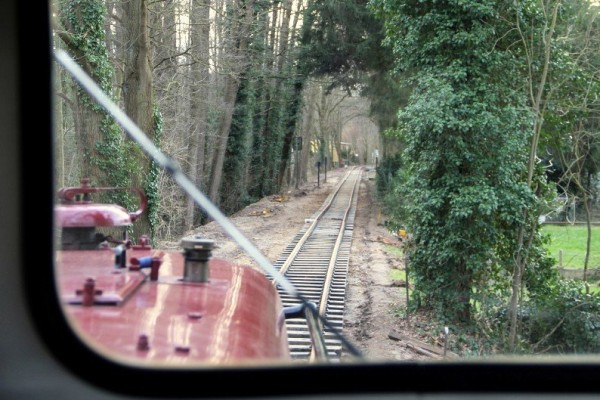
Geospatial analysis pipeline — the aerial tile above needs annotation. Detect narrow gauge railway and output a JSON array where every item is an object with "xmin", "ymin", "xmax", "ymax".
[
  {"xmin": 271, "ymin": 167, "xmax": 362, "ymax": 362},
  {"xmin": 51, "ymin": 50, "xmax": 364, "ymax": 370}
]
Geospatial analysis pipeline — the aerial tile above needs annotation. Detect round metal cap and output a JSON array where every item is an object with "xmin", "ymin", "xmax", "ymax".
[{"xmin": 180, "ymin": 236, "xmax": 214, "ymax": 251}]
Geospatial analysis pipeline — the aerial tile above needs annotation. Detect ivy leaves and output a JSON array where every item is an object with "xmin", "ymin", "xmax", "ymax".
[{"xmin": 371, "ymin": 0, "xmax": 540, "ymax": 323}]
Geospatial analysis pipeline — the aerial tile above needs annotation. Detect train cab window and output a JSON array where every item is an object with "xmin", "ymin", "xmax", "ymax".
[{"xmin": 43, "ymin": 0, "xmax": 600, "ymax": 397}]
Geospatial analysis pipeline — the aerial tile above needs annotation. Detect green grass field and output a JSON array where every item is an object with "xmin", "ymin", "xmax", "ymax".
[
  {"xmin": 385, "ymin": 227, "xmax": 600, "ymax": 270},
  {"xmin": 541, "ymin": 224, "xmax": 600, "ymax": 269},
  {"xmin": 385, "ymin": 228, "xmax": 600, "ymax": 295},
  {"xmin": 541, "ymin": 224, "xmax": 600, "ymax": 294}
]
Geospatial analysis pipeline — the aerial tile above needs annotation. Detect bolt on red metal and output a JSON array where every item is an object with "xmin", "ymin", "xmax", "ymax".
[
  {"xmin": 82, "ymin": 278, "xmax": 95, "ymax": 306},
  {"xmin": 187, "ymin": 312, "xmax": 203, "ymax": 319},
  {"xmin": 137, "ymin": 334, "xmax": 150, "ymax": 351},
  {"xmin": 175, "ymin": 345, "xmax": 190, "ymax": 354}
]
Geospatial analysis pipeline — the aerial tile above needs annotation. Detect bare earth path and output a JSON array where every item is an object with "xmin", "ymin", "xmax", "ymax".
[{"xmin": 162, "ymin": 167, "xmax": 440, "ymax": 362}]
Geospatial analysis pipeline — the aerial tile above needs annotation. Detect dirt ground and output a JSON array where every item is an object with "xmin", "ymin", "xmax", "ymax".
[{"xmin": 165, "ymin": 166, "xmax": 448, "ymax": 363}]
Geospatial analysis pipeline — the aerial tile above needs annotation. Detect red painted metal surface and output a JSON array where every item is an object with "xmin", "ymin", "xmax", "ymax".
[
  {"xmin": 56, "ymin": 249, "xmax": 291, "ymax": 365},
  {"xmin": 55, "ymin": 178, "xmax": 147, "ymax": 227},
  {"xmin": 55, "ymin": 203, "xmax": 135, "ymax": 228},
  {"xmin": 54, "ymin": 178, "xmax": 290, "ymax": 366}
]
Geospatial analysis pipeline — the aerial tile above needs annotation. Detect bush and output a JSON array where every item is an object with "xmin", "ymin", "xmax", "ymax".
[
  {"xmin": 524, "ymin": 280, "xmax": 600, "ymax": 354},
  {"xmin": 375, "ymin": 153, "xmax": 403, "ymax": 203},
  {"xmin": 484, "ymin": 279, "xmax": 600, "ymax": 354}
]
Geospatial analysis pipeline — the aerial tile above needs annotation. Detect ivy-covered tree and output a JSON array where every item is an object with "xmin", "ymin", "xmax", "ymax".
[
  {"xmin": 122, "ymin": 0, "xmax": 160, "ymax": 240},
  {"xmin": 54, "ymin": 0, "xmax": 133, "ymax": 207},
  {"xmin": 370, "ymin": 0, "xmax": 545, "ymax": 324},
  {"xmin": 222, "ymin": 71, "xmax": 258, "ymax": 214}
]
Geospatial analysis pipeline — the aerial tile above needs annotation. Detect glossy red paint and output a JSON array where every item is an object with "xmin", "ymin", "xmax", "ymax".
[
  {"xmin": 55, "ymin": 203, "xmax": 135, "ymax": 228},
  {"xmin": 56, "ymin": 249, "xmax": 291, "ymax": 365},
  {"xmin": 55, "ymin": 178, "xmax": 147, "ymax": 227},
  {"xmin": 54, "ymin": 179, "xmax": 291, "ymax": 367}
]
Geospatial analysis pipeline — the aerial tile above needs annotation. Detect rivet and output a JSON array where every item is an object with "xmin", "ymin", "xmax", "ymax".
[
  {"xmin": 175, "ymin": 345, "xmax": 190, "ymax": 353},
  {"xmin": 188, "ymin": 312, "xmax": 203, "ymax": 319},
  {"xmin": 137, "ymin": 334, "xmax": 150, "ymax": 351},
  {"xmin": 82, "ymin": 278, "xmax": 95, "ymax": 307}
]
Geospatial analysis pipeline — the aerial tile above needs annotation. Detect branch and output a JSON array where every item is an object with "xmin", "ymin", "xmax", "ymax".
[{"xmin": 153, "ymin": 47, "xmax": 192, "ymax": 70}]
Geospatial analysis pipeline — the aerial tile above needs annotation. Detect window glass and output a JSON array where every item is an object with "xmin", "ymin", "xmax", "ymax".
[{"xmin": 52, "ymin": 0, "xmax": 600, "ymax": 371}]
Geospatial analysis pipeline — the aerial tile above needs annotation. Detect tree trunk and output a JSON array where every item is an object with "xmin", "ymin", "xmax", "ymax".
[
  {"xmin": 583, "ymin": 185, "xmax": 592, "ymax": 294},
  {"xmin": 207, "ymin": 0, "xmax": 256, "ymax": 205},
  {"xmin": 75, "ymin": 93, "xmax": 104, "ymax": 182},
  {"xmin": 56, "ymin": 0, "xmax": 117, "ymax": 188},
  {"xmin": 123, "ymin": 0, "xmax": 155, "ymax": 238},
  {"xmin": 508, "ymin": 1, "xmax": 560, "ymax": 351},
  {"xmin": 275, "ymin": 0, "xmax": 298, "ymax": 189},
  {"xmin": 208, "ymin": 76, "xmax": 241, "ymax": 204},
  {"xmin": 54, "ymin": 56, "xmax": 65, "ymax": 189},
  {"xmin": 187, "ymin": 0, "xmax": 211, "ymax": 229}
]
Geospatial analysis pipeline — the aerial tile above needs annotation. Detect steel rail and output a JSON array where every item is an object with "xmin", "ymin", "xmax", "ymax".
[
  {"xmin": 308, "ymin": 168, "xmax": 361, "ymax": 363},
  {"xmin": 276, "ymin": 171, "xmax": 353, "ymax": 277},
  {"xmin": 318, "ymin": 169, "xmax": 360, "ymax": 317},
  {"xmin": 274, "ymin": 168, "xmax": 362, "ymax": 362}
]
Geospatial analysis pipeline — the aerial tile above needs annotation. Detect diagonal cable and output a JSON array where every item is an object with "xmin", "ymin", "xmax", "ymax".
[{"xmin": 53, "ymin": 49, "xmax": 363, "ymax": 359}]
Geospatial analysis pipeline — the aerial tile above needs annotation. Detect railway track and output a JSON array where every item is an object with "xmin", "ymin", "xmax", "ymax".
[{"xmin": 271, "ymin": 167, "xmax": 362, "ymax": 363}]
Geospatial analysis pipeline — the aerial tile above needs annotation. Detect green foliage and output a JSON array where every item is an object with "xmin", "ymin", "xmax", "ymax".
[
  {"xmin": 61, "ymin": 0, "xmax": 113, "ymax": 102},
  {"xmin": 369, "ymin": 0, "xmax": 553, "ymax": 324},
  {"xmin": 375, "ymin": 148, "xmax": 402, "ymax": 205},
  {"xmin": 249, "ymin": 77, "xmax": 269, "ymax": 197},
  {"xmin": 506, "ymin": 280, "xmax": 600, "ymax": 354},
  {"xmin": 93, "ymin": 116, "xmax": 135, "ymax": 207},
  {"xmin": 249, "ymin": 83, "xmax": 286, "ymax": 198},
  {"xmin": 142, "ymin": 105, "xmax": 163, "ymax": 240},
  {"xmin": 300, "ymin": 0, "xmax": 388, "ymax": 90},
  {"xmin": 520, "ymin": 225, "xmax": 561, "ymax": 298},
  {"xmin": 222, "ymin": 0, "xmax": 296, "ymax": 202},
  {"xmin": 362, "ymin": 71, "xmax": 412, "ymax": 131},
  {"xmin": 260, "ymin": 91, "xmax": 287, "ymax": 194},
  {"xmin": 300, "ymin": 0, "xmax": 402, "ymax": 129},
  {"xmin": 61, "ymin": 0, "xmax": 134, "ymax": 208}
]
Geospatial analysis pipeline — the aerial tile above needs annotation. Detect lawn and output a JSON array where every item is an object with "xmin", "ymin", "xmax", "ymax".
[
  {"xmin": 541, "ymin": 224, "xmax": 600, "ymax": 269},
  {"xmin": 386, "ymin": 228, "xmax": 600, "ymax": 270},
  {"xmin": 385, "ymin": 229, "xmax": 600, "ymax": 295}
]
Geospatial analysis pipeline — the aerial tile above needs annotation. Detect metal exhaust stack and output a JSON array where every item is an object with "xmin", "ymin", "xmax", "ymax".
[{"xmin": 181, "ymin": 237, "xmax": 214, "ymax": 283}]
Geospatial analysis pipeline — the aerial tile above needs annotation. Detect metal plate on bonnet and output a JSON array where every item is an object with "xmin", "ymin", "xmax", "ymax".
[{"xmin": 57, "ymin": 249, "xmax": 153, "ymax": 305}]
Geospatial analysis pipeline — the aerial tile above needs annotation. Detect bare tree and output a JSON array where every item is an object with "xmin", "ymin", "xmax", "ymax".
[
  {"xmin": 185, "ymin": 0, "xmax": 212, "ymax": 229},
  {"xmin": 508, "ymin": 0, "xmax": 600, "ymax": 348},
  {"xmin": 207, "ymin": 0, "xmax": 257, "ymax": 205},
  {"xmin": 122, "ymin": 0, "xmax": 157, "ymax": 238}
]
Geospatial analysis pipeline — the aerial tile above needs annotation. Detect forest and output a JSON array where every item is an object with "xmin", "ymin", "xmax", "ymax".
[{"xmin": 52, "ymin": 0, "xmax": 600, "ymax": 355}]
